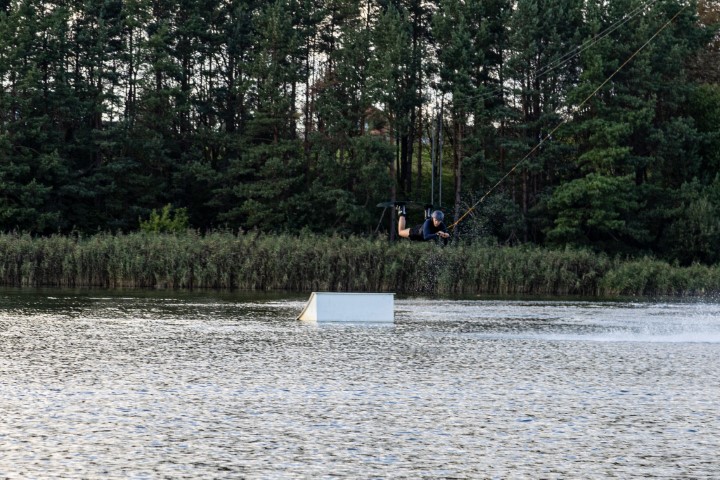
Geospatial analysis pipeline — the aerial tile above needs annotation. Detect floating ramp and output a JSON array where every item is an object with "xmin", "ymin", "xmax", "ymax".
[{"xmin": 297, "ymin": 292, "xmax": 395, "ymax": 323}]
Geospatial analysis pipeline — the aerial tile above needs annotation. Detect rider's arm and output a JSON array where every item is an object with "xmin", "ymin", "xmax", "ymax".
[{"xmin": 422, "ymin": 219, "xmax": 439, "ymax": 240}]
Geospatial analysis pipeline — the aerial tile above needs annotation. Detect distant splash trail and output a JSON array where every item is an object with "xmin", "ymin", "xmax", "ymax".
[
  {"xmin": 397, "ymin": 298, "xmax": 720, "ymax": 344},
  {"xmin": 587, "ymin": 331, "xmax": 720, "ymax": 343}
]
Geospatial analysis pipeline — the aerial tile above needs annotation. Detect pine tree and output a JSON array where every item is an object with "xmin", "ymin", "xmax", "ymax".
[
  {"xmin": 432, "ymin": 0, "xmax": 514, "ymax": 233},
  {"xmin": 547, "ymin": 0, "xmax": 709, "ymax": 254},
  {"xmin": 213, "ymin": 0, "xmax": 306, "ymax": 231},
  {"xmin": 501, "ymin": 0, "xmax": 584, "ymax": 241},
  {"xmin": 303, "ymin": 0, "xmax": 393, "ymax": 233},
  {"xmin": 370, "ymin": 3, "xmax": 422, "ymax": 198},
  {"xmin": 0, "ymin": 1, "xmax": 75, "ymax": 231}
]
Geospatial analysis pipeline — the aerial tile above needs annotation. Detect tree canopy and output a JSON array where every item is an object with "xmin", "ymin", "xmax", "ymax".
[{"xmin": 1, "ymin": 0, "xmax": 719, "ymax": 264}]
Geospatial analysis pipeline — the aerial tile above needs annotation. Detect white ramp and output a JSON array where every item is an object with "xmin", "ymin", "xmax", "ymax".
[{"xmin": 297, "ymin": 292, "xmax": 395, "ymax": 323}]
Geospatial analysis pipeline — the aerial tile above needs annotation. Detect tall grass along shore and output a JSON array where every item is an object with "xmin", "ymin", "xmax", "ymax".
[{"xmin": 1, "ymin": 231, "xmax": 719, "ymax": 297}]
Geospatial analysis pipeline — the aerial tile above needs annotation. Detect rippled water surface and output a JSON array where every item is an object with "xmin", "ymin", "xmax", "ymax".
[{"xmin": 1, "ymin": 289, "xmax": 719, "ymax": 478}]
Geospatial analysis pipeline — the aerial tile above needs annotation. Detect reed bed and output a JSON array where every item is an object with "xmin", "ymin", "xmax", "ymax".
[{"xmin": 1, "ymin": 231, "xmax": 719, "ymax": 297}]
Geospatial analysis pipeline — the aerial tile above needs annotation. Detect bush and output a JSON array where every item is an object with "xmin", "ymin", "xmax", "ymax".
[{"xmin": 139, "ymin": 204, "xmax": 190, "ymax": 234}]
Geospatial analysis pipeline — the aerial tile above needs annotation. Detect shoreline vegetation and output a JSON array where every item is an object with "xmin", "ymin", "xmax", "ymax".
[{"xmin": 1, "ymin": 231, "xmax": 719, "ymax": 298}]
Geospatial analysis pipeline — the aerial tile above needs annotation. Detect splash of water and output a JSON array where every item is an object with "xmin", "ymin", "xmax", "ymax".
[{"xmin": 397, "ymin": 299, "xmax": 720, "ymax": 344}]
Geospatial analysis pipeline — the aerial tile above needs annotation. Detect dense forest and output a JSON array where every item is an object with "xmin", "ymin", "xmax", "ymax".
[{"xmin": 1, "ymin": 0, "xmax": 719, "ymax": 264}]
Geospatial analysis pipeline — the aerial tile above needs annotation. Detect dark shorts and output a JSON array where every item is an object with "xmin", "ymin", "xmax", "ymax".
[{"xmin": 409, "ymin": 226, "xmax": 425, "ymax": 241}]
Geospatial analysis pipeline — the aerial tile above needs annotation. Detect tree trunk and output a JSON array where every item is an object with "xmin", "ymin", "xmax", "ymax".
[
  {"xmin": 416, "ymin": 105, "xmax": 423, "ymax": 195},
  {"xmin": 453, "ymin": 116, "xmax": 463, "ymax": 237}
]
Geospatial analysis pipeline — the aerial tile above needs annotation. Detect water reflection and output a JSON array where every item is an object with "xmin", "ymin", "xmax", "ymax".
[{"xmin": 1, "ymin": 289, "xmax": 719, "ymax": 478}]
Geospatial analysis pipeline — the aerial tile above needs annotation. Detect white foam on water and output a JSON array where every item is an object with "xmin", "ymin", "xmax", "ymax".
[{"xmin": 397, "ymin": 298, "xmax": 720, "ymax": 344}]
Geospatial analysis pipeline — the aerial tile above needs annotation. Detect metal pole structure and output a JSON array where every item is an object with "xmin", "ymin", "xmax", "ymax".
[
  {"xmin": 438, "ymin": 95, "xmax": 444, "ymax": 207},
  {"xmin": 430, "ymin": 101, "xmax": 437, "ymax": 208}
]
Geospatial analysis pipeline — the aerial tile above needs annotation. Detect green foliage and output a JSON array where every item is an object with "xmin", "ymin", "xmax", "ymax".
[
  {"xmin": 660, "ymin": 179, "xmax": 720, "ymax": 265},
  {"xmin": 546, "ymin": 173, "xmax": 648, "ymax": 253},
  {"xmin": 456, "ymin": 193, "xmax": 526, "ymax": 245},
  {"xmin": 687, "ymin": 83, "xmax": 720, "ymax": 182},
  {"xmin": 0, "ymin": 0, "xmax": 718, "ymax": 267},
  {"xmin": 600, "ymin": 257, "xmax": 720, "ymax": 296},
  {"xmin": 139, "ymin": 204, "xmax": 190, "ymax": 234}
]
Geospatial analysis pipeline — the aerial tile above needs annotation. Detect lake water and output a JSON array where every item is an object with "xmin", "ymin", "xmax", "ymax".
[{"xmin": 1, "ymin": 289, "xmax": 719, "ymax": 479}]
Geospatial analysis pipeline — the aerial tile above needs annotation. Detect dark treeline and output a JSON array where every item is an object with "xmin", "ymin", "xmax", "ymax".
[{"xmin": 1, "ymin": 0, "xmax": 720, "ymax": 264}]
